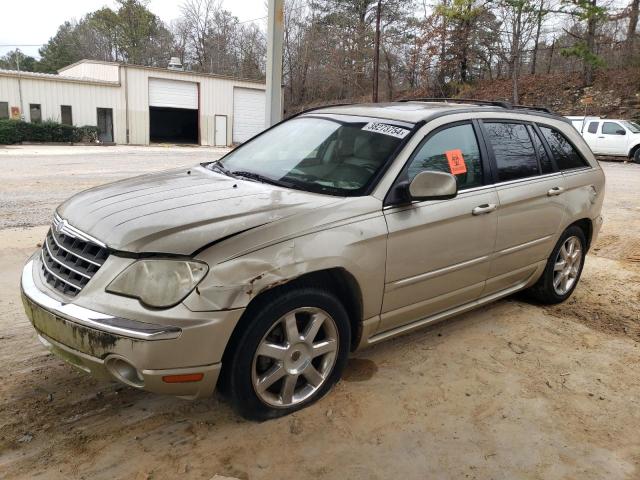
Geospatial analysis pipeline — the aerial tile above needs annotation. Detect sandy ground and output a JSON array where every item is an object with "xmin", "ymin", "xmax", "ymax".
[{"xmin": 0, "ymin": 146, "xmax": 639, "ymax": 479}]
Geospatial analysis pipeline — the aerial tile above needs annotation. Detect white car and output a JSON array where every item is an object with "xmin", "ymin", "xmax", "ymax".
[
  {"xmin": 578, "ymin": 118, "xmax": 640, "ymax": 163},
  {"xmin": 566, "ymin": 116, "xmax": 601, "ymax": 133}
]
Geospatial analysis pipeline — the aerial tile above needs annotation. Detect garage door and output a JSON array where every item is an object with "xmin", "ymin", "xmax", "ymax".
[
  {"xmin": 233, "ymin": 88, "xmax": 266, "ymax": 143},
  {"xmin": 149, "ymin": 78, "xmax": 198, "ymax": 110}
]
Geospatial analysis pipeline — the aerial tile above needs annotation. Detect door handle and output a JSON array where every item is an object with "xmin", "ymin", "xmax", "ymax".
[
  {"xmin": 547, "ymin": 186, "xmax": 565, "ymax": 196},
  {"xmin": 598, "ymin": 136, "xmax": 605, "ymax": 139},
  {"xmin": 472, "ymin": 203, "xmax": 497, "ymax": 215}
]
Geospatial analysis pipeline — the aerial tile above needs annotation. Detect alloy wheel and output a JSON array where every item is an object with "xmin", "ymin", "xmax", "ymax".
[
  {"xmin": 251, "ymin": 307, "xmax": 339, "ymax": 408},
  {"xmin": 553, "ymin": 236, "xmax": 583, "ymax": 295}
]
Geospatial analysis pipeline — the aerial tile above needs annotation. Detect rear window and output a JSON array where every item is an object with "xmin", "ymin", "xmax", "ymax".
[
  {"xmin": 483, "ymin": 122, "xmax": 539, "ymax": 182},
  {"xmin": 530, "ymin": 127, "xmax": 554, "ymax": 174},
  {"xmin": 540, "ymin": 127, "xmax": 589, "ymax": 170}
]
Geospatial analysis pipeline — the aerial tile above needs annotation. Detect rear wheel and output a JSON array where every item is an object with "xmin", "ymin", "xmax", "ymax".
[
  {"xmin": 223, "ymin": 287, "xmax": 351, "ymax": 420},
  {"xmin": 526, "ymin": 226, "xmax": 586, "ymax": 304}
]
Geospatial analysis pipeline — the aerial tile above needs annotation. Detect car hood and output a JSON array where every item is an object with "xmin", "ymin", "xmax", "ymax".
[{"xmin": 57, "ymin": 166, "xmax": 342, "ymax": 255}]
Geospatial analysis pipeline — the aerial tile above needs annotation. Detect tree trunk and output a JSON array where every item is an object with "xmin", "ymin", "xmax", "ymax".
[
  {"xmin": 511, "ymin": 5, "xmax": 523, "ymax": 104},
  {"xmin": 530, "ymin": 0, "xmax": 544, "ymax": 74},
  {"xmin": 547, "ymin": 37, "xmax": 555, "ymax": 74},
  {"xmin": 372, "ymin": 1, "xmax": 382, "ymax": 102},
  {"xmin": 627, "ymin": 0, "xmax": 639, "ymax": 58},
  {"xmin": 584, "ymin": 0, "xmax": 597, "ymax": 86}
]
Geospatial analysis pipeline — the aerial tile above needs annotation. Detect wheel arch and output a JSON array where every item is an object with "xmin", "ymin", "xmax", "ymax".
[
  {"xmin": 220, "ymin": 267, "xmax": 364, "ymax": 382},
  {"xmin": 568, "ymin": 218, "xmax": 593, "ymax": 251}
]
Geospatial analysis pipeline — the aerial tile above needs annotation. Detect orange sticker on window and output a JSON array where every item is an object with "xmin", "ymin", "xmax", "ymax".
[{"xmin": 445, "ymin": 149, "xmax": 467, "ymax": 175}]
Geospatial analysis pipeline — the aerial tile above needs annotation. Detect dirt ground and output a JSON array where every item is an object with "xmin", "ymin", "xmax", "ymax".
[{"xmin": 1, "ymin": 146, "xmax": 639, "ymax": 480}]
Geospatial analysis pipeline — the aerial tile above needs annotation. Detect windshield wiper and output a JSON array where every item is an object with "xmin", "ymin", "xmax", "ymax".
[
  {"xmin": 206, "ymin": 160, "xmax": 233, "ymax": 177},
  {"xmin": 231, "ymin": 170, "xmax": 291, "ymax": 187}
]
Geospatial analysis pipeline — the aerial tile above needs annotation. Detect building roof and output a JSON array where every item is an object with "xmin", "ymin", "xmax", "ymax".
[
  {"xmin": 0, "ymin": 68, "xmax": 120, "ymax": 86},
  {"xmin": 58, "ymin": 59, "xmax": 266, "ymax": 85}
]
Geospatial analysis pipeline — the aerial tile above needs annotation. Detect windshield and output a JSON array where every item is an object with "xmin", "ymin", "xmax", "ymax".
[
  {"xmin": 621, "ymin": 120, "xmax": 640, "ymax": 133},
  {"xmin": 212, "ymin": 116, "xmax": 412, "ymax": 196}
]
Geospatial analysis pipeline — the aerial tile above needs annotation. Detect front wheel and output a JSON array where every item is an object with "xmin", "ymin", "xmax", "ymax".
[
  {"xmin": 633, "ymin": 148, "xmax": 640, "ymax": 164},
  {"xmin": 223, "ymin": 286, "xmax": 351, "ymax": 420},
  {"xmin": 526, "ymin": 226, "xmax": 587, "ymax": 304}
]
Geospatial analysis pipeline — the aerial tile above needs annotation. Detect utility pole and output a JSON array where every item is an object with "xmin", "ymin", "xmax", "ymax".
[
  {"xmin": 265, "ymin": 0, "xmax": 284, "ymax": 126},
  {"xmin": 372, "ymin": 0, "xmax": 382, "ymax": 103},
  {"xmin": 16, "ymin": 49, "xmax": 25, "ymax": 120}
]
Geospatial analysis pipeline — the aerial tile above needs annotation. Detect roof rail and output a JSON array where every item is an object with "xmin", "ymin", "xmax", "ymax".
[{"xmin": 398, "ymin": 97, "xmax": 553, "ymax": 114}]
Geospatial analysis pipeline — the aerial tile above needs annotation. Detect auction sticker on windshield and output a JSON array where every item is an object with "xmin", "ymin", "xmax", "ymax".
[{"xmin": 362, "ymin": 122, "xmax": 410, "ymax": 139}]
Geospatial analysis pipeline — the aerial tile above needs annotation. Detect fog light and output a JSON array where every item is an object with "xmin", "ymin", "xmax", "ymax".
[{"xmin": 105, "ymin": 356, "xmax": 144, "ymax": 387}]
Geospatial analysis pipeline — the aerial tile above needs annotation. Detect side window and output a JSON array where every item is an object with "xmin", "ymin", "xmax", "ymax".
[
  {"xmin": 587, "ymin": 122, "xmax": 599, "ymax": 134},
  {"xmin": 602, "ymin": 122, "xmax": 625, "ymax": 135},
  {"xmin": 540, "ymin": 126, "xmax": 589, "ymax": 170},
  {"xmin": 0, "ymin": 101, "xmax": 8, "ymax": 119},
  {"xmin": 29, "ymin": 104, "xmax": 42, "ymax": 123},
  {"xmin": 483, "ymin": 122, "xmax": 539, "ymax": 182},
  {"xmin": 406, "ymin": 123, "xmax": 483, "ymax": 190},
  {"xmin": 530, "ymin": 127, "xmax": 554, "ymax": 174}
]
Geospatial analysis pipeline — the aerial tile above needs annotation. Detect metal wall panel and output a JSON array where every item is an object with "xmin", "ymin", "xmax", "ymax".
[{"xmin": 0, "ymin": 73, "xmax": 125, "ymax": 143}]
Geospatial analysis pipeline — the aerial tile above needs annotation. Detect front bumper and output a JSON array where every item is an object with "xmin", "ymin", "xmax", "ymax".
[{"xmin": 20, "ymin": 259, "xmax": 242, "ymax": 399}]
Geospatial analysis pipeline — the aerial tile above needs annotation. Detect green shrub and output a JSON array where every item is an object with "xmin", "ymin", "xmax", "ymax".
[{"xmin": 0, "ymin": 119, "xmax": 99, "ymax": 145}]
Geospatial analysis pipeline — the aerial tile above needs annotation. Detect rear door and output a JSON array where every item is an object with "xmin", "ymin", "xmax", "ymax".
[
  {"xmin": 582, "ymin": 120, "xmax": 600, "ymax": 153},
  {"xmin": 480, "ymin": 120, "xmax": 567, "ymax": 296},
  {"xmin": 380, "ymin": 121, "xmax": 498, "ymax": 333}
]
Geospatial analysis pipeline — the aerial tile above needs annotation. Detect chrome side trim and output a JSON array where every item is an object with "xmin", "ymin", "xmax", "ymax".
[
  {"xmin": 53, "ymin": 212, "xmax": 107, "ymax": 248},
  {"xmin": 385, "ymin": 255, "xmax": 490, "ymax": 292},
  {"xmin": 368, "ymin": 278, "xmax": 531, "ymax": 345},
  {"xmin": 495, "ymin": 235, "xmax": 552, "ymax": 257},
  {"xmin": 22, "ymin": 260, "xmax": 181, "ymax": 341}
]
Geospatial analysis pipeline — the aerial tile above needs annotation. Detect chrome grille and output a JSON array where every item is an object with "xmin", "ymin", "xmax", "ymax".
[{"xmin": 40, "ymin": 215, "xmax": 109, "ymax": 296}]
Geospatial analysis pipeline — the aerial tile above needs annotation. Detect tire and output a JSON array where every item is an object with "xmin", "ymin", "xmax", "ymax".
[
  {"xmin": 526, "ymin": 225, "xmax": 587, "ymax": 304},
  {"xmin": 222, "ymin": 286, "xmax": 351, "ymax": 421},
  {"xmin": 633, "ymin": 148, "xmax": 640, "ymax": 164}
]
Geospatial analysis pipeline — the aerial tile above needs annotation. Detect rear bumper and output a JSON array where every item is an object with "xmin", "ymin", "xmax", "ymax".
[{"xmin": 21, "ymin": 259, "xmax": 241, "ymax": 399}]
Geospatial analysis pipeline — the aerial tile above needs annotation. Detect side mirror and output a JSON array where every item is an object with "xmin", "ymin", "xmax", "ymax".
[
  {"xmin": 616, "ymin": 129, "xmax": 626, "ymax": 135},
  {"xmin": 407, "ymin": 170, "xmax": 458, "ymax": 201}
]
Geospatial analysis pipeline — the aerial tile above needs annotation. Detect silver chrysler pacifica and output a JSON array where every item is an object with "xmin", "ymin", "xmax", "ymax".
[{"xmin": 20, "ymin": 100, "xmax": 605, "ymax": 420}]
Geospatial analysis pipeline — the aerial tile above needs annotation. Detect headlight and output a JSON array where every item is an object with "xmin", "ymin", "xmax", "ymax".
[{"xmin": 106, "ymin": 259, "xmax": 208, "ymax": 308}]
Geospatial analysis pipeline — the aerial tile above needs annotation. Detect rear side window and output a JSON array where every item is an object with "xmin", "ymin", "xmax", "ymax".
[
  {"xmin": 483, "ymin": 122, "xmax": 538, "ymax": 182},
  {"xmin": 587, "ymin": 122, "xmax": 599, "ymax": 134},
  {"xmin": 0, "ymin": 101, "xmax": 8, "ymax": 119},
  {"xmin": 530, "ymin": 127, "xmax": 554, "ymax": 174},
  {"xmin": 406, "ymin": 123, "xmax": 483, "ymax": 190},
  {"xmin": 540, "ymin": 127, "xmax": 589, "ymax": 170}
]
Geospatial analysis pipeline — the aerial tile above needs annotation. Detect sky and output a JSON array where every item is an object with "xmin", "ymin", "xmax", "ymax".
[{"xmin": 0, "ymin": 0, "xmax": 267, "ymax": 58}]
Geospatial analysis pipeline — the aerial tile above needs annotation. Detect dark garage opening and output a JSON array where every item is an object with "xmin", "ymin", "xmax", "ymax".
[{"xmin": 149, "ymin": 107, "xmax": 198, "ymax": 144}]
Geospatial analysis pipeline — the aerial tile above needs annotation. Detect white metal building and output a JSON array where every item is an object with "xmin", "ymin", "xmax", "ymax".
[{"xmin": 0, "ymin": 59, "xmax": 268, "ymax": 146}]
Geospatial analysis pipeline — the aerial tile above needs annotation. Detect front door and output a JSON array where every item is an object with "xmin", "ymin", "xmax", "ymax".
[
  {"xmin": 480, "ymin": 121, "xmax": 566, "ymax": 295},
  {"xmin": 380, "ymin": 122, "xmax": 498, "ymax": 334},
  {"xmin": 97, "ymin": 108, "xmax": 114, "ymax": 143},
  {"xmin": 596, "ymin": 121, "xmax": 627, "ymax": 155}
]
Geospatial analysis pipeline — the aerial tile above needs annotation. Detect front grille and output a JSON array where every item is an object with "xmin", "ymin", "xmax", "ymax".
[{"xmin": 40, "ymin": 218, "xmax": 109, "ymax": 296}]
